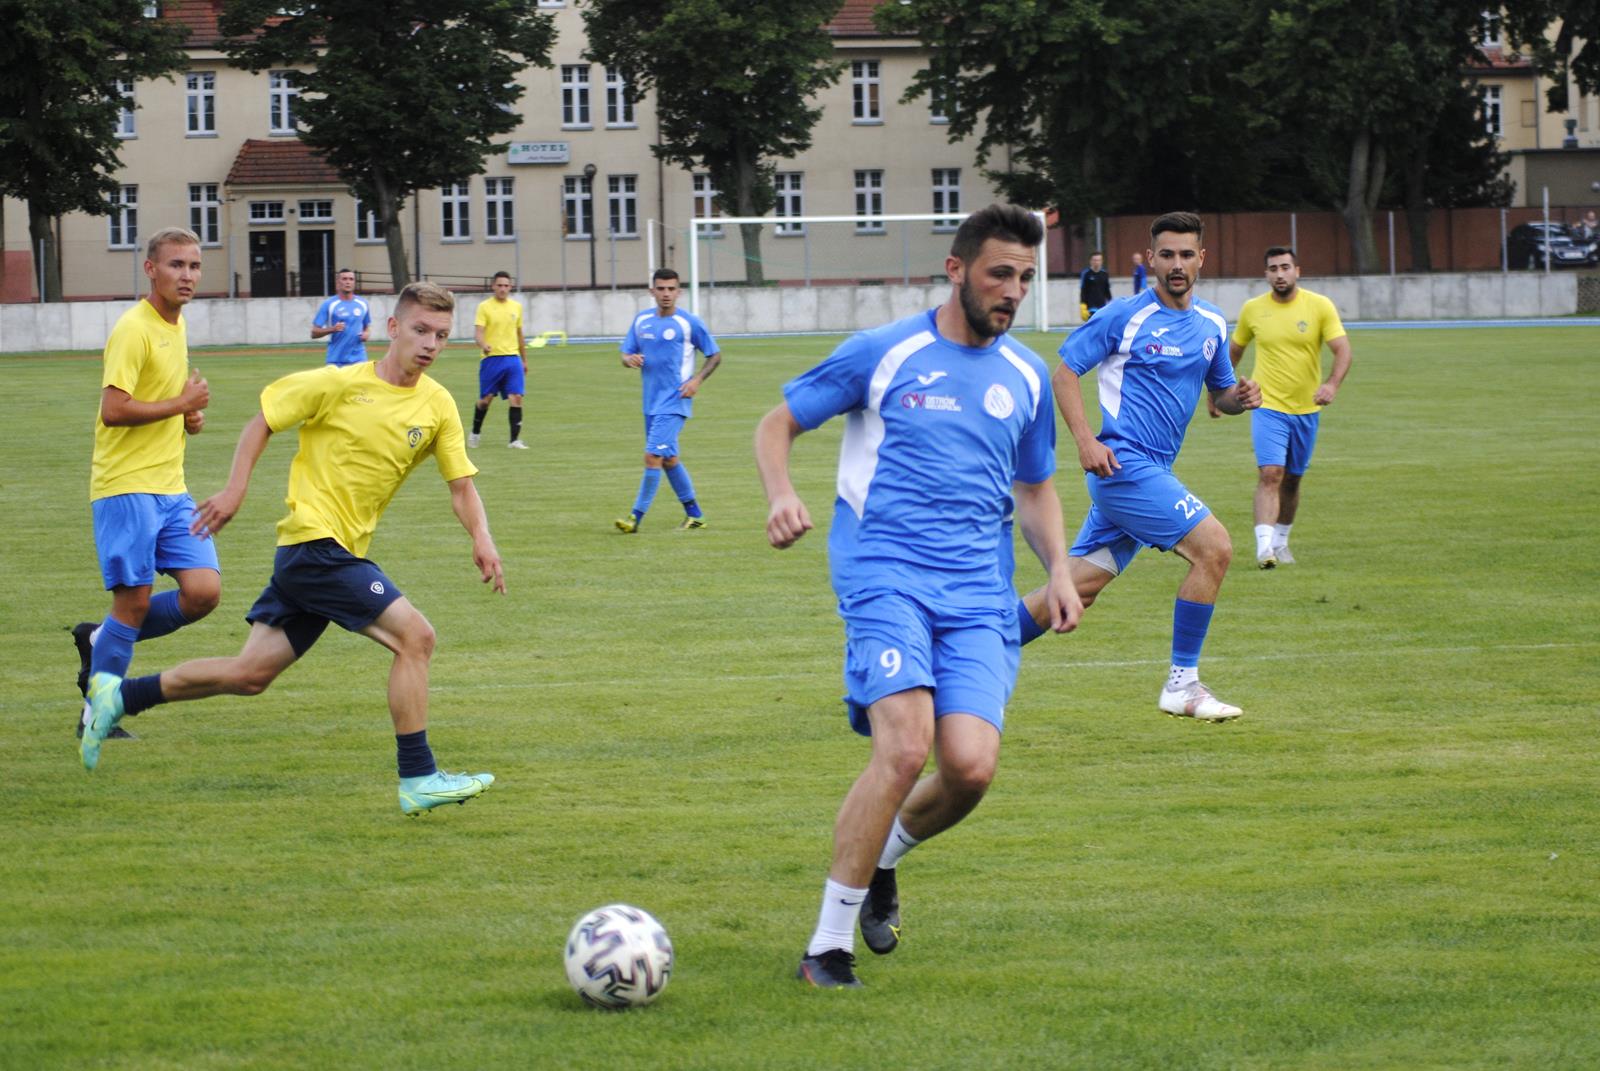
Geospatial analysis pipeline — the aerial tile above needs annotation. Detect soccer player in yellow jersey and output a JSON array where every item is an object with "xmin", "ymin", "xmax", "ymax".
[
  {"xmin": 1224, "ymin": 246, "xmax": 1353, "ymax": 567},
  {"xmin": 80, "ymin": 282, "xmax": 508, "ymax": 817},
  {"xmin": 470, "ymin": 271, "xmax": 528, "ymax": 449},
  {"xmin": 74, "ymin": 227, "xmax": 218, "ymax": 743}
]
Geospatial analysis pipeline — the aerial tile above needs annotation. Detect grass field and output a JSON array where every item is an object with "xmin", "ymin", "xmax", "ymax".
[{"xmin": 3, "ymin": 324, "xmax": 1598, "ymax": 1069}]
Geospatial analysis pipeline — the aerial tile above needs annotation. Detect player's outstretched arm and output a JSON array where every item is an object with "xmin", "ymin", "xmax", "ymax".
[
  {"xmin": 1052, "ymin": 364, "xmax": 1119, "ymax": 476},
  {"xmin": 191, "ymin": 412, "xmax": 273, "ymax": 537},
  {"xmin": 1013, "ymin": 477, "xmax": 1082, "ymax": 634},
  {"xmin": 1210, "ymin": 378, "xmax": 1262, "ymax": 415},
  {"xmin": 754, "ymin": 403, "xmax": 813, "ymax": 549},
  {"xmin": 448, "ymin": 476, "xmax": 506, "ymax": 594}
]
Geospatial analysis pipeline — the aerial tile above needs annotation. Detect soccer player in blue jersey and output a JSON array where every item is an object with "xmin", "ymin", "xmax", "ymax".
[
  {"xmin": 757, "ymin": 204, "xmax": 1081, "ymax": 989},
  {"xmin": 310, "ymin": 269, "xmax": 372, "ymax": 366},
  {"xmin": 614, "ymin": 269, "xmax": 720, "ymax": 532},
  {"xmin": 1018, "ymin": 211, "xmax": 1260, "ymax": 721}
]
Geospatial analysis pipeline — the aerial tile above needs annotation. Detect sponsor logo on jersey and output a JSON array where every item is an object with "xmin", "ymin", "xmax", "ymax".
[
  {"xmin": 1144, "ymin": 343, "xmax": 1184, "ymax": 357},
  {"xmin": 983, "ymin": 384, "xmax": 1015, "ymax": 419},
  {"xmin": 901, "ymin": 391, "xmax": 962, "ymax": 412},
  {"xmin": 916, "ymin": 370, "xmax": 949, "ymax": 386},
  {"xmin": 1152, "ymin": 327, "xmax": 1171, "ymax": 338}
]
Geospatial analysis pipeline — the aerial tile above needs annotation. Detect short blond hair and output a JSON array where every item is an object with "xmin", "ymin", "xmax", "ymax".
[
  {"xmin": 394, "ymin": 280, "xmax": 456, "ymax": 318},
  {"xmin": 145, "ymin": 227, "xmax": 201, "ymax": 261}
]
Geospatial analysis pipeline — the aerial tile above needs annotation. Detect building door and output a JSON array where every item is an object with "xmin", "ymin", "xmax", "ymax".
[
  {"xmin": 250, "ymin": 232, "xmax": 287, "ymax": 297},
  {"xmin": 299, "ymin": 229, "xmax": 334, "ymax": 297}
]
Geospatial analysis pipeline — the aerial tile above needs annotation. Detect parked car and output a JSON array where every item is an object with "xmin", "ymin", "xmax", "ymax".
[{"xmin": 1507, "ymin": 222, "xmax": 1599, "ymax": 269}]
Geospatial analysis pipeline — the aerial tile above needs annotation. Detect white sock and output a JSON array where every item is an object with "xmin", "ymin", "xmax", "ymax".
[
  {"xmin": 79, "ymin": 699, "xmax": 92, "ymax": 728},
  {"xmin": 806, "ymin": 878, "xmax": 866, "ymax": 957},
  {"xmin": 877, "ymin": 817, "xmax": 922, "ymax": 870},
  {"xmin": 1167, "ymin": 664, "xmax": 1198, "ymax": 690},
  {"xmin": 90, "ymin": 624, "xmax": 103, "ymax": 647},
  {"xmin": 1273, "ymin": 523, "xmax": 1292, "ymax": 549},
  {"xmin": 1254, "ymin": 524, "xmax": 1274, "ymax": 556}
]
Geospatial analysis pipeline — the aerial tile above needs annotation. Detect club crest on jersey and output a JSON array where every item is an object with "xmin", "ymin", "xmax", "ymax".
[
  {"xmin": 983, "ymin": 384, "xmax": 1015, "ymax": 420},
  {"xmin": 1203, "ymin": 337, "xmax": 1218, "ymax": 358},
  {"xmin": 1297, "ymin": 320, "xmax": 1309, "ymax": 333},
  {"xmin": 663, "ymin": 327, "xmax": 677, "ymax": 341},
  {"xmin": 407, "ymin": 426, "xmax": 422, "ymax": 447}
]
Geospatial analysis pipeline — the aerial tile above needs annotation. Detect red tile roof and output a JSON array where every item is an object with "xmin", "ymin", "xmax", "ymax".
[
  {"xmin": 226, "ymin": 139, "xmax": 342, "ymax": 186},
  {"xmin": 828, "ymin": 0, "xmax": 907, "ymax": 38},
  {"xmin": 163, "ymin": 0, "xmax": 226, "ymax": 48}
]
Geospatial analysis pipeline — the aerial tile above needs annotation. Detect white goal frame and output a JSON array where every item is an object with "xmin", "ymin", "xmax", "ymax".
[{"xmin": 685, "ymin": 211, "xmax": 1050, "ymax": 332}]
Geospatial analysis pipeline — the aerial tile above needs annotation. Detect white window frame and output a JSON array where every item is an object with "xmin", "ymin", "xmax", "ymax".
[
  {"xmin": 929, "ymin": 82, "xmax": 952, "ymax": 125},
  {"xmin": 536, "ymin": 0, "xmax": 563, "ymax": 6},
  {"xmin": 774, "ymin": 172, "xmax": 805, "ymax": 235},
  {"xmin": 563, "ymin": 174, "xmax": 593, "ymax": 239},
  {"xmin": 298, "ymin": 199, "xmax": 334, "ymax": 223},
  {"xmin": 114, "ymin": 79, "xmax": 136, "ymax": 138},
  {"xmin": 605, "ymin": 67, "xmax": 636, "ymax": 128},
  {"xmin": 440, "ymin": 181, "xmax": 472, "ymax": 241},
  {"xmin": 485, "ymin": 176, "xmax": 515, "ymax": 240},
  {"xmin": 561, "ymin": 65, "xmax": 592, "ymax": 129},
  {"xmin": 608, "ymin": 174, "xmax": 638, "ymax": 238},
  {"xmin": 186, "ymin": 71, "xmax": 216, "ymax": 136},
  {"xmin": 692, "ymin": 173, "xmax": 723, "ymax": 238},
  {"xmin": 854, "ymin": 170, "xmax": 885, "ymax": 233},
  {"xmin": 852, "ymin": 60, "xmax": 882, "ymax": 124},
  {"xmin": 268, "ymin": 70, "xmax": 299, "ymax": 134},
  {"xmin": 188, "ymin": 183, "xmax": 222, "ymax": 246},
  {"xmin": 108, "ymin": 185, "xmax": 138, "ymax": 249},
  {"xmin": 249, "ymin": 200, "xmax": 286, "ymax": 225},
  {"xmin": 1481, "ymin": 84, "xmax": 1503, "ymax": 137},
  {"xmin": 354, "ymin": 195, "xmax": 386, "ymax": 243},
  {"xmin": 931, "ymin": 168, "xmax": 961, "ymax": 232}
]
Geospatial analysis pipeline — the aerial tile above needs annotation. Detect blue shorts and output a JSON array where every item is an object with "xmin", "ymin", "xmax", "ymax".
[
  {"xmin": 246, "ymin": 539, "xmax": 403, "ymax": 657},
  {"xmin": 1252, "ymin": 408, "xmax": 1319, "ymax": 475},
  {"xmin": 478, "ymin": 354, "xmax": 525, "ymax": 399},
  {"xmin": 839, "ymin": 589, "xmax": 1018, "ymax": 737},
  {"xmin": 643, "ymin": 413, "xmax": 687, "ymax": 459},
  {"xmin": 92, "ymin": 493, "xmax": 221, "ymax": 590},
  {"xmin": 1070, "ymin": 453, "xmax": 1210, "ymax": 573}
]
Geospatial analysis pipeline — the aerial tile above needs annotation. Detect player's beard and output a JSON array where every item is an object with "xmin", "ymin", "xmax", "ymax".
[{"xmin": 959, "ymin": 277, "xmax": 1013, "ymax": 342}]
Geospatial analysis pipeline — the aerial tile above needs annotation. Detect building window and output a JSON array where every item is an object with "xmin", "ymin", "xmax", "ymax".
[
  {"xmin": 536, "ymin": 0, "xmax": 563, "ymax": 6},
  {"xmin": 608, "ymin": 174, "xmax": 638, "ymax": 237},
  {"xmin": 692, "ymin": 173, "xmax": 722, "ymax": 237},
  {"xmin": 561, "ymin": 65, "xmax": 591, "ymax": 128},
  {"xmin": 931, "ymin": 168, "xmax": 961, "ymax": 231},
  {"xmin": 143, "ymin": 2, "xmax": 158, "ymax": 16},
  {"xmin": 775, "ymin": 172, "xmax": 804, "ymax": 235},
  {"xmin": 485, "ymin": 177, "xmax": 515, "ymax": 240},
  {"xmin": 249, "ymin": 200, "xmax": 286, "ymax": 224},
  {"xmin": 355, "ymin": 195, "xmax": 385, "ymax": 242},
  {"xmin": 563, "ymin": 174, "xmax": 592, "ymax": 238},
  {"xmin": 440, "ymin": 181, "xmax": 471, "ymax": 240},
  {"xmin": 113, "ymin": 79, "xmax": 136, "ymax": 138},
  {"xmin": 1481, "ymin": 85, "xmax": 1502, "ymax": 137},
  {"xmin": 186, "ymin": 72, "xmax": 216, "ymax": 135},
  {"xmin": 1480, "ymin": 11, "xmax": 1502, "ymax": 49},
  {"xmin": 298, "ymin": 199, "xmax": 333, "ymax": 223},
  {"xmin": 269, "ymin": 71, "xmax": 298, "ymax": 134},
  {"xmin": 188, "ymin": 183, "xmax": 221, "ymax": 245},
  {"xmin": 852, "ymin": 60, "xmax": 881, "ymax": 123},
  {"xmin": 929, "ymin": 82, "xmax": 952, "ymax": 125},
  {"xmin": 108, "ymin": 185, "xmax": 138, "ymax": 249},
  {"xmin": 854, "ymin": 169, "xmax": 884, "ymax": 232},
  {"xmin": 605, "ymin": 67, "xmax": 635, "ymax": 127}
]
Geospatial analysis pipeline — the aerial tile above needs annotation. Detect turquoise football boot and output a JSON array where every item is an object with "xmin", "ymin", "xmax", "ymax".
[
  {"xmin": 398, "ymin": 770, "xmax": 495, "ymax": 815},
  {"xmin": 79, "ymin": 672, "xmax": 126, "ymax": 772}
]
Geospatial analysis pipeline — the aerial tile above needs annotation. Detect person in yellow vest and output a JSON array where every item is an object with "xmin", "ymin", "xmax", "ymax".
[
  {"xmin": 79, "ymin": 282, "xmax": 507, "ymax": 817},
  {"xmin": 470, "ymin": 271, "xmax": 528, "ymax": 448},
  {"xmin": 1217, "ymin": 246, "xmax": 1353, "ymax": 568},
  {"xmin": 73, "ymin": 227, "xmax": 218, "ymax": 743}
]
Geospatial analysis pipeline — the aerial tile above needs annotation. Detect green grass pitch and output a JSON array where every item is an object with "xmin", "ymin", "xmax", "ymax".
[{"xmin": 2, "ymin": 324, "xmax": 1597, "ymax": 1069}]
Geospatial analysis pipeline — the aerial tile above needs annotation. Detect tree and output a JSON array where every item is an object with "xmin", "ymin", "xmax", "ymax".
[
  {"xmin": 1502, "ymin": 1, "xmax": 1600, "ymax": 104},
  {"xmin": 0, "ymin": 0, "xmax": 188, "ymax": 301},
  {"xmin": 582, "ymin": 0, "xmax": 845, "ymax": 286},
  {"xmin": 221, "ymin": 0, "xmax": 556, "ymax": 289}
]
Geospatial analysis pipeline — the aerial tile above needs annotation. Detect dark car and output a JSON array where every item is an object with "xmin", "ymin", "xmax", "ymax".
[{"xmin": 1507, "ymin": 222, "xmax": 1599, "ymax": 269}]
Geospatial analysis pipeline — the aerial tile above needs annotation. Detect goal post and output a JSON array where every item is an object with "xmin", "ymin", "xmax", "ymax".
[{"xmin": 686, "ymin": 211, "xmax": 1050, "ymax": 333}]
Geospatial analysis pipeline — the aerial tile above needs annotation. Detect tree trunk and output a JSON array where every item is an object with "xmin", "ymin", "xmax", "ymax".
[
  {"xmin": 373, "ymin": 172, "xmax": 411, "ymax": 291},
  {"xmin": 731, "ymin": 153, "xmax": 766, "ymax": 287},
  {"xmin": 1403, "ymin": 132, "xmax": 1433, "ymax": 272},
  {"xmin": 28, "ymin": 203, "xmax": 62, "ymax": 302},
  {"xmin": 1341, "ymin": 127, "xmax": 1386, "ymax": 274}
]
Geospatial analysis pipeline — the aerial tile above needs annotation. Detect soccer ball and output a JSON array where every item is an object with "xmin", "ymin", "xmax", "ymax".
[{"xmin": 564, "ymin": 904, "xmax": 674, "ymax": 1009}]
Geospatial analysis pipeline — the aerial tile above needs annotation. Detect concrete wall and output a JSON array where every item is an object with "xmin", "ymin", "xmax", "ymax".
[{"xmin": 0, "ymin": 272, "xmax": 1582, "ymax": 354}]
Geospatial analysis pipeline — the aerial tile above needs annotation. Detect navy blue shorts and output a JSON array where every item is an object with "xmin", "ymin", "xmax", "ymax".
[
  {"xmin": 478, "ymin": 354, "xmax": 525, "ymax": 399},
  {"xmin": 246, "ymin": 539, "xmax": 403, "ymax": 656}
]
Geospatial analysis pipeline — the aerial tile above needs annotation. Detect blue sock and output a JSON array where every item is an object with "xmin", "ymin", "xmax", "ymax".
[
  {"xmin": 1017, "ymin": 597, "xmax": 1047, "ymax": 645},
  {"xmin": 396, "ymin": 730, "xmax": 437, "ymax": 780},
  {"xmin": 665, "ymin": 464, "xmax": 701, "ymax": 516},
  {"xmin": 632, "ymin": 468, "xmax": 663, "ymax": 519},
  {"xmin": 136, "ymin": 590, "xmax": 192, "ymax": 642},
  {"xmin": 121, "ymin": 674, "xmax": 166, "ymax": 717},
  {"xmin": 91, "ymin": 616, "xmax": 140, "ymax": 678},
  {"xmin": 1172, "ymin": 598, "xmax": 1216, "ymax": 667}
]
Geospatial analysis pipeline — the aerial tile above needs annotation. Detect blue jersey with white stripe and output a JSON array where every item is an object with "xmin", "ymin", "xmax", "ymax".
[
  {"xmin": 783, "ymin": 309, "xmax": 1056, "ymax": 603},
  {"xmin": 1060, "ymin": 292, "xmax": 1234, "ymax": 468},
  {"xmin": 313, "ymin": 296, "xmax": 371, "ymax": 366},
  {"xmin": 622, "ymin": 307, "xmax": 719, "ymax": 418}
]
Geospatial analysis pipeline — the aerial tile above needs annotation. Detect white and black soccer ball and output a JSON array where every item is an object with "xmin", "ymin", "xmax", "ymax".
[{"xmin": 564, "ymin": 903, "xmax": 674, "ymax": 1009}]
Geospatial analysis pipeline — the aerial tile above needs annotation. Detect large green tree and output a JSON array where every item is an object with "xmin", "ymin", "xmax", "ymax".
[
  {"xmin": 1502, "ymin": 1, "xmax": 1600, "ymax": 105},
  {"xmin": 581, "ymin": 0, "xmax": 845, "ymax": 286},
  {"xmin": 0, "ymin": 0, "xmax": 188, "ymax": 300},
  {"xmin": 221, "ymin": 0, "xmax": 556, "ymax": 289}
]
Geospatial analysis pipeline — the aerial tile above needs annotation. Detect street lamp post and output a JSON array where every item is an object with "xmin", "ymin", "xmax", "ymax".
[{"xmin": 584, "ymin": 163, "xmax": 598, "ymax": 289}]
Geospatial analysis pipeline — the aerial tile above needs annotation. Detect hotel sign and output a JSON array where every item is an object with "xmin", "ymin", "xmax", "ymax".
[{"xmin": 507, "ymin": 141, "xmax": 571, "ymax": 165}]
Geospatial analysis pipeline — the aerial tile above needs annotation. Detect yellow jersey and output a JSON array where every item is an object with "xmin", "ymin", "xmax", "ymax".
[
  {"xmin": 260, "ymin": 362, "xmax": 478, "ymax": 558},
  {"xmin": 474, "ymin": 296, "xmax": 523, "ymax": 357},
  {"xmin": 91, "ymin": 300, "xmax": 190, "ymax": 501},
  {"xmin": 1231, "ymin": 287, "xmax": 1346, "ymax": 414}
]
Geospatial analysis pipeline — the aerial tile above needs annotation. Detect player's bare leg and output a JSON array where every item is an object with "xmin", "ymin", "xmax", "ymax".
[
  {"xmin": 1271, "ymin": 472, "xmax": 1302, "ymax": 563},
  {"xmin": 1020, "ymin": 556, "xmax": 1115, "ymax": 634},
  {"xmin": 155, "ymin": 622, "xmax": 297, "ymax": 700},
  {"xmin": 1253, "ymin": 464, "xmax": 1286, "ymax": 567}
]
